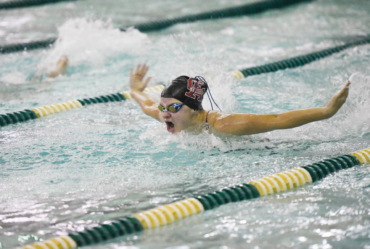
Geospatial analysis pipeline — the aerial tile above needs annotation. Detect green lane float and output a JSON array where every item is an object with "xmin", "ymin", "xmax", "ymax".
[
  {"xmin": 0, "ymin": 0, "xmax": 77, "ymax": 10},
  {"xmin": 2, "ymin": 35, "xmax": 369, "ymax": 84},
  {"xmin": 233, "ymin": 35, "xmax": 370, "ymax": 78},
  {"xmin": 1, "ymin": 0, "xmax": 312, "ymax": 54},
  {"xmin": 3, "ymin": 33, "xmax": 369, "ymax": 124},
  {"xmin": 0, "ymin": 38, "xmax": 57, "ymax": 54},
  {"xmin": 18, "ymin": 148, "xmax": 370, "ymax": 249},
  {"xmin": 0, "ymin": 85, "xmax": 164, "ymax": 128}
]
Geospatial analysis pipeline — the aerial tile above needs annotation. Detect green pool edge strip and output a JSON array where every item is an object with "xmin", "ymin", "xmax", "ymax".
[
  {"xmin": 18, "ymin": 148, "xmax": 370, "ymax": 249},
  {"xmin": 0, "ymin": 0, "xmax": 77, "ymax": 10},
  {"xmin": 0, "ymin": 85, "xmax": 164, "ymax": 129},
  {"xmin": 233, "ymin": 35, "xmax": 370, "ymax": 78}
]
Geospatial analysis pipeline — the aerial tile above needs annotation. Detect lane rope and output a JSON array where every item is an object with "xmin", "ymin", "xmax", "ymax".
[
  {"xmin": 0, "ymin": 85, "xmax": 164, "ymax": 128},
  {"xmin": 232, "ymin": 35, "xmax": 370, "ymax": 78},
  {"xmin": 0, "ymin": 0, "xmax": 312, "ymax": 53},
  {"xmin": 17, "ymin": 148, "xmax": 369, "ymax": 248},
  {"xmin": 0, "ymin": 0, "xmax": 77, "ymax": 10},
  {"xmin": 2, "ymin": 36, "xmax": 369, "ymax": 89},
  {"xmin": 124, "ymin": 0, "xmax": 313, "ymax": 32}
]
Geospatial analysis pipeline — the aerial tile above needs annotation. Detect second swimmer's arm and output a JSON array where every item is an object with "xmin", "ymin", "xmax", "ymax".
[
  {"xmin": 129, "ymin": 64, "xmax": 162, "ymax": 122},
  {"xmin": 209, "ymin": 81, "xmax": 350, "ymax": 136}
]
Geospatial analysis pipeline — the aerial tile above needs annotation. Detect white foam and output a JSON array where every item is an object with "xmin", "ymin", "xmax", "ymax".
[
  {"xmin": 263, "ymin": 72, "xmax": 370, "ymax": 142},
  {"xmin": 0, "ymin": 71, "xmax": 27, "ymax": 84},
  {"xmin": 139, "ymin": 121, "xmax": 268, "ymax": 153},
  {"xmin": 36, "ymin": 18, "xmax": 150, "ymax": 73}
]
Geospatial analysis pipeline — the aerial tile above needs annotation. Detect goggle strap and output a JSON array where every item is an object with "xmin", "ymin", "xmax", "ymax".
[{"xmin": 194, "ymin": 76, "xmax": 222, "ymax": 112}]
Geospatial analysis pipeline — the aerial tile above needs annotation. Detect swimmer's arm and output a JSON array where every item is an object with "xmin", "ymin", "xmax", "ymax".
[
  {"xmin": 48, "ymin": 55, "xmax": 68, "ymax": 78},
  {"xmin": 210, "ymin": 81, "xmax": 350, "ymax": 136},
  {"xmin": 129, "ymin": 63, "xmax": 163, "ymax": 122},
  {"xmin": 131, "ymin": 90, "xmax": 162, "ymax": 122}
]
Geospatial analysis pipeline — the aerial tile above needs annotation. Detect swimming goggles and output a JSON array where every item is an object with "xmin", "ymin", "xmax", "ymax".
[{"xmin": 158, "ymin": 103, "xmax": 183, "ymax": 113}]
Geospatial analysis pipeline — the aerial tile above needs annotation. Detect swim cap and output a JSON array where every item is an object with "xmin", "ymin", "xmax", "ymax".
[{"xmin": 161, "ymin": 76, "xmax": 208, "ymax": 111}]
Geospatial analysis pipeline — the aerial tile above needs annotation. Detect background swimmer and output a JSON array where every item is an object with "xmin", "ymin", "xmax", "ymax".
[
  {"xmin": 30, "ymin": 55, "xmax": 68, "ymax": 81},
  {"xmin": 129, "ymin": 63, "xmax": 350, "ymax": 135},
  {"xmin": 47, "ymin": 55, "xmax": 68, "ymax": 78}
]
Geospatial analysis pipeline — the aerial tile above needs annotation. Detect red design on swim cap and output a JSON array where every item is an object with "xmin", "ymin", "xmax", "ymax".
[{"xmin": 185, "ymin": 78, "xmax": 206, "ymax": 102}]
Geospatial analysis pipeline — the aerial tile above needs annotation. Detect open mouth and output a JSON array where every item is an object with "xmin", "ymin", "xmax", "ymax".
[{"xmin": 165, "ymin": 121, "xmax": 175, "ymax": 133}]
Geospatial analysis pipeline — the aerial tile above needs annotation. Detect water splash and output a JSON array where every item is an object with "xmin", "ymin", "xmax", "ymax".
[
  {"xmin": 144, "ymin": 31, "xmax": 239, "ymax": 113},
  {"xmin": 37, "ymin": 18, "xmax": 150, "ymax": 72},
  {"xmin": 0, "ymin": 71, "xmax": 28, "ymax": 85}
]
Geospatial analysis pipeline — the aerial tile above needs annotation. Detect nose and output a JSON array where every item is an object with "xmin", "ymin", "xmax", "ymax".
[{"xmin": 162, "ymin": 111, "xmax": 171, "ymax": 118}]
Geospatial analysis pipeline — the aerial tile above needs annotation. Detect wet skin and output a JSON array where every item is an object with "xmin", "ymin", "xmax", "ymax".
[
  {"xmin": 48, "ymin": 55, "xmax": 68, "ymax": 78},
  {"xmin": 159, "ymin": 97, "xmax": 204, "ymax": 134},
  {"xmin": 129, "ymin": 63, "xmax": 351, "ymax": 136}
]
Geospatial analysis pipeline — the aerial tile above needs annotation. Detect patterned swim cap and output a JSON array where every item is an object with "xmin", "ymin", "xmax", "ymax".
[{"xmin": 161, "ymin": 76, "xmax": 208, "ymax": 110}]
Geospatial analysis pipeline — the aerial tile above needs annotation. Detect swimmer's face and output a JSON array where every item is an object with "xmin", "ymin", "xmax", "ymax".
[{"xmin": 160, "ymin": 97, "xmax": 196, "ymax": 134}]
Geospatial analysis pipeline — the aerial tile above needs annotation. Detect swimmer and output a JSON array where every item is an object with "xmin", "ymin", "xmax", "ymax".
[
  {"xmin": 130, "ymin": 63, "xmax": 350, "ymax": 135},
  {"xmin": 30, "ymin": 55, "xmax": 68, "ymax": 81},
  {"xmin": 47, "ymin": 55, "xmax": 68, "ymax": 78}
]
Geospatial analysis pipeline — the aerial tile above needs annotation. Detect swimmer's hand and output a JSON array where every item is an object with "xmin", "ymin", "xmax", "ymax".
[
  {"xmin": 130, "ymin": 63, "xmax": 151, "ymax": 92},
  {"xmin": 129, "ymin": 63, "xmax": 161, "ymax": 122},
  {"xmin": 48, "ymin": 55, "xmax": 68, "ymax": 78},
  {"xmin": 324, "ymin": 81, "xmax": 350, "ymax": 118}
]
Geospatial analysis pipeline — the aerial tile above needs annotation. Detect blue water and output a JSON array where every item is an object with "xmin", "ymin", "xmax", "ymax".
[{"xmin": 1, "ymin": 0, "xmax": 370, "ymax": 248}]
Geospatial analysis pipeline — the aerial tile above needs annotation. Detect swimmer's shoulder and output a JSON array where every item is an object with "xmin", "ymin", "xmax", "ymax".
[
  {"xmin": 203, "ymin": 110, "xmax": 235, "ymax": 137},
  {"xmin": 206, "ymin": 110, "xmax": 225, "ymax": 126}
]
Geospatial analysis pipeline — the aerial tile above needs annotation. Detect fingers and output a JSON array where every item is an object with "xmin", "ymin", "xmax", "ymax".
[
  {"xmin": 335, "ymin": 81, "xmax": 350, "ymax": 97},
  {"xmin": 333, "ymin": 82, "xmax": 350, "ymax": 106},
  {"xmin": 344, "ymin": 80, "xmax": 351, "ymax": 88},
  {"xmin": 137, "ymin": 63, "xmax": 149, "ymax": 73},
  {"xmin": 143, "ymin": 64, "xmax": 149, "ymax": 73},
  {"xmin": 132, "ymin": 63, "xmax": 150, "ymax": 79},
  {"xmin": 144, "ymin": 77, "xmax": 151, "ymax": 85}
]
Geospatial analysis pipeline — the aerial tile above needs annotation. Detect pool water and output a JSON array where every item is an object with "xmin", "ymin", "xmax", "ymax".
[{"xmin": 1, "ymin": 0, "xmax": 370, "ymax": 248}]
